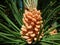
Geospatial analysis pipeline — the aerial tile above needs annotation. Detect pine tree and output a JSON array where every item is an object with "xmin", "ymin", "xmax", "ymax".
[{"xmin": 0, "ymin": 0, "xmax": 60, "ymax": 45}]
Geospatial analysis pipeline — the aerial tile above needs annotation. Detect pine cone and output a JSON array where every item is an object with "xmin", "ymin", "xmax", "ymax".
[{"xmin": 20, "ymin": 8, "xmax": 43, "ymax": 44}]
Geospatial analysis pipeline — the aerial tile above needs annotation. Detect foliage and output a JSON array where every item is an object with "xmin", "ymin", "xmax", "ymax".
[{"xmin": 0, "ymin": 0, "xmax": 60, "ymax": 45}]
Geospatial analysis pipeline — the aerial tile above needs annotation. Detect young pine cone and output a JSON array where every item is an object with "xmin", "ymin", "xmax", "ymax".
[
  {"xmin": 49, "ymin": 29, "xmax": 57, "ymax": 35},
  {"xmin": 20, "ymin": 8, "xmax": 43, "ymax": 44}
]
